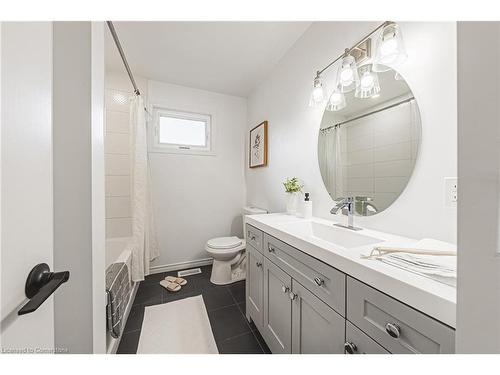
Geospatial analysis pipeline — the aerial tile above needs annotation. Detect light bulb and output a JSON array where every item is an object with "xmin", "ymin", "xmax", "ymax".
[
  {"xmin": 309, "ymin": 74, "xmax": 327, "ymax": 107},
  {"xmin": 336, "ymin": 53, "xmax": 360, "ymax": 93},
  {"xmin": 373, "ymin": 22, "xmax": 407, "ymax": 72},
  {"xmin": 326, "ymin": 88, "xmax": 346, "ymax": 112},
  {"xmin": 355, "ymin": 65, "xmax": 380, "ymax": 99},
  {"xmin": 360, "ymin": 72, "xmax": 374, "ymax": 90},
  {"xmin": 380, "ymin": 38, "xmax": 398, "ymax": 57},
  {"xmin": 330, "ymin": 92, "xmax": 343, "ymax": 105},
  {"xmin": 340, "ymin": 68, "xmax": 354, "ymax": 85},
  {"xmin": 312, "ymin": 86, "xmax": 324, "ymax": 102}
]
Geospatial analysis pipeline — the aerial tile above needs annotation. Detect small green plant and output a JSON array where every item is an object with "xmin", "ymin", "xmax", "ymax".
[{"xmin": 283, "ymin": 177, "xmax": 303, "ymax": 194}]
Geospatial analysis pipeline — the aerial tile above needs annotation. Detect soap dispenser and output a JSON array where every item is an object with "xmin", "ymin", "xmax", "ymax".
[{"xmin": 301, "ymin": 192, "xmax": 312, "ymax": 219}]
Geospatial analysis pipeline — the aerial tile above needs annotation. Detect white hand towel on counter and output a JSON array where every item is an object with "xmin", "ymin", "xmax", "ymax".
[
  {"xmin": 362, "ymin": 238, "xmax": 457, "ymax": 287},
  {"xmin": 369, "ymin": 238, "xmax": 457, "ymax": 256}
]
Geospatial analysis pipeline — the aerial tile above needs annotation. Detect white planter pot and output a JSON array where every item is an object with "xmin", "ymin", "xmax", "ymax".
[{"xmin": 286, "ymin": 192, "xmax": 299, "ymax": 215}]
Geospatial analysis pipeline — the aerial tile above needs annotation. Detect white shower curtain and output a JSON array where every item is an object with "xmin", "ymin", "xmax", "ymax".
[
  {"xmin": 129, "ymin": 96, "xmax": 160, "ymax": 282},
  {"xmin": 319, "ymin": 126, "xmax": 344, "ymax": 198}
]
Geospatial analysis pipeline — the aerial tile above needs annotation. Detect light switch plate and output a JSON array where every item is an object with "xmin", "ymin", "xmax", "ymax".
[{"xmin": 444, "ymin": 177, "xmax": 458, "ymax": 207}]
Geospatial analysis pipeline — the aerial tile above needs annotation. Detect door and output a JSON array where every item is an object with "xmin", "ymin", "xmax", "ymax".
[
  {"xmin": 291, "ymin": 280, "xmax": 345, "ymax": 354},
  {"xmin": 1, "ymin": 22, "xmax": 55, "ymax": 352},
  {"xmin": 262, "ymin": 258, "xmax": 292, "ymax": 354},
  {"xmin": 247, "ymin": 246, "xmax": 264, "ymax": 331}
]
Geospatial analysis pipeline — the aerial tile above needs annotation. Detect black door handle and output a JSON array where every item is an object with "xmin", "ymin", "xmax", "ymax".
[{"xmin": 18, "ymin": 263, "xmax": 70, "ymax": 315}]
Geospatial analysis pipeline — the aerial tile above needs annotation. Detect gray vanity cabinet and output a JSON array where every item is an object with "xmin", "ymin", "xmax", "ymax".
[
  {"xmin": 247, "ymin": 245, "xmax": 264, "ymax": 331},
  {"xmin": 262, "ymin": 257, "xmax": 293, "ymax": 354},
  {"xmin": 245, "ymin": 224, "xmax": 456, "ymax": 354},
  {"xmin": 291, "ymin": 280, "xmax": 345, "ymax": 354}
]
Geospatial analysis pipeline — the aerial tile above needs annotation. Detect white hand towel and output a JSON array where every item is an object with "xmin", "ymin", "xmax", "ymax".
[{"xmin": 362, "ymin": 238, "xmax": 457, "ymax": 287}]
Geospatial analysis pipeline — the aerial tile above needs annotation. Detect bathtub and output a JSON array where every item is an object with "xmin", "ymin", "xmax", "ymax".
[{"xmin": 105, "ymin": 237, "xmax": 138, "ymax": 354}]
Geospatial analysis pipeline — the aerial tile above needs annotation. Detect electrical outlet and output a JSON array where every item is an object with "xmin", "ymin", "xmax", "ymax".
[{"xmin": 444, "ymin": 177, "xmax": 458, "ymax": 207}]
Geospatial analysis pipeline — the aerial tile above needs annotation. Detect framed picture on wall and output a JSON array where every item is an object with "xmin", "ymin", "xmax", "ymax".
[{"xmin": 249, "ymin": 121, "xmax": 268, "ymax": 168}]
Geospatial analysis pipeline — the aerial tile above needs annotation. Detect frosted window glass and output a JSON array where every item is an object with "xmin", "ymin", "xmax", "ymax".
[{"xmin": 159, "ymin": 116, "xmax": 206, "ymax": 146}]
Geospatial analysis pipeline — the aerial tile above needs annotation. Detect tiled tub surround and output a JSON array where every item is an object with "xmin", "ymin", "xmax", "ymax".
[
  {"xmin": 246, "ymin": 214, "xmax": 456, "ymax": 328},
  {"xmin": 105, "ymin": 88, "xmax": 133, "ymax": 238},
  {"xmin": 117, "ymin": 265, "xmax": 271, "ymax": 354}
]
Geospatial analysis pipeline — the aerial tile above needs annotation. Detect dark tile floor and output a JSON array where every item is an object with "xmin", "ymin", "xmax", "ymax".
[{"xmin": 117, "ymin": 265, "xmax": 271, "ymax": 354}]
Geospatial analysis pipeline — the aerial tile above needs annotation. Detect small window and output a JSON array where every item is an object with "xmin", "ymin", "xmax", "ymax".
[{"xmin": 150, "ymin": 108, "xmax": 213, "ymax": 155}]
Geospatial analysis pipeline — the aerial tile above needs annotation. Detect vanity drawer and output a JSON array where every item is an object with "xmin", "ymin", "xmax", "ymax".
[
  {"xmin": 347, "ymin": 277, "xmax": 455, "ymax": 354},
  {"xmin": 345, "ymin": 321, "xmax": 389, "ymax": 354},
  {"xmin": 264, "ymin": 234, "xmax": 345, "ymax": 316},
  {"xmin": 246, "ymin": 224, "xmax": 263, "ymax": 253}
]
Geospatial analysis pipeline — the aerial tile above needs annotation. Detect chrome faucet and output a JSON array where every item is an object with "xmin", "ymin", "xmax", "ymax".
[{"xmin": 330, "ymin": 197, "xmax": 361, "ymax": 231}]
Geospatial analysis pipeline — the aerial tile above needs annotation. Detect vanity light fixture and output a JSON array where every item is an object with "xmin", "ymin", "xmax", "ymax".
[
  {"xmin": 372, "ymin": 22, "xmax": 407, "ymax": 72},
  {"xmin": 309, "ymin": 21, "xmax": 408, "ymax": 107},
  {"xmin": 309, "ymin": 72, "xmax": 328, "ymax": 107},
  {"xmin": 326, "ymin": 87, "xmax": 347, "ymax": 112},
  {"xmin": 355, "ymin": 64, "xmax": 381, "ymax": 99}
]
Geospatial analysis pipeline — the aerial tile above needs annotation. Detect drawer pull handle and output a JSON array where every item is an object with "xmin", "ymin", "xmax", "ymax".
[
  {"xmin": 256, "ymin": 261, "xmax": 262, "ymax": 268},
  {"xmin": 250, "ymin": 235, "xmax": 256, "ymax": 241},
  {"xmin": 289, "ymin": 292, "xmax": 298, "ymax": 301},
  {"xmin": 314, "ymin": 277, "xmax": 324, "ymax": 286},
  {"xmin": 268, "ymin": 245, "xmax": 275, "ymax": 253},
  {"xmin": 385, "ymin": 323, "xmax": 401, "ymax": 339},
  {"xmin": 281, "ymin": 285, "xmax": 289, "ymax": 293},
  {"xmin": 344, "ymin": 342, "xmax": 357, "ymax": 354}
]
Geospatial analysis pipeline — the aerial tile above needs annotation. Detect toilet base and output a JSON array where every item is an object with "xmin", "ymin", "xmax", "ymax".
[{"xmin": 210, "ymin": 258, "xmax": 246, "ymax": 285}]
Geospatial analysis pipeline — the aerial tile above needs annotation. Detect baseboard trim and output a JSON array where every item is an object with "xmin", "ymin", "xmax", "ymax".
[{"xmin": 149, "ymin": 258, "xmax": 213, "ymax": 274}]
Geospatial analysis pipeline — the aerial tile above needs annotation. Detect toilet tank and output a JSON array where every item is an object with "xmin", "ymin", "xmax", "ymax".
[
  {"xmin": 243, "ymin": 206, "xmax": 267, "ymax": 216},
  {"xmin": 242, "ymin": 206, "xmax": 267, "ymax": 241}
]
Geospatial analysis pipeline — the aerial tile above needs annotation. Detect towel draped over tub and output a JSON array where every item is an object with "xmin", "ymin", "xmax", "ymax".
[{"xmin": 106, "ymin": 262, "xmax": 131, "ymax": 338}]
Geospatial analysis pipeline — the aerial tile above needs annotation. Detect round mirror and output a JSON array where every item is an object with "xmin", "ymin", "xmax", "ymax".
[{"xmin": 318, "ymin": 64, "xmax": 421, "ymax": 216}]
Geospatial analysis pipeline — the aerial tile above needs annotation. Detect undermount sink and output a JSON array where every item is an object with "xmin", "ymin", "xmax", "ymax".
[{"xmin": 276, "ymin": 220, "xmax": 384, "ymax": 249}]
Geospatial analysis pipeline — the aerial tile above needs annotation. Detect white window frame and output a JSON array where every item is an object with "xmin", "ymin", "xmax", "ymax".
[{"xmin": 149, "ymin": 106, "xmax": 214, "ymax": 156}]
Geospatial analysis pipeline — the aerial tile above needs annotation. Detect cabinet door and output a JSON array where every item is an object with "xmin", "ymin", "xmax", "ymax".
[
  {"xmin": 247, "ymin": 245, "xmax": 264, "ymax": 331},
  {"xmin": 263, "ymin": 258, "xmax": 292, "ymax": 354},
  {"xmin": 291, "ymin": 280, "xmax": 345, "ymax": 354},
  {"xmin": 345, "ymin": 321, "xmax": 389, "ymax": 354}
]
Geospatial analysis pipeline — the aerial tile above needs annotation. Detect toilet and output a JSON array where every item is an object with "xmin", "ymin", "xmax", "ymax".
[{"xmin": 206, "ymin": 206, "xmax": 267, "ymax": 285}]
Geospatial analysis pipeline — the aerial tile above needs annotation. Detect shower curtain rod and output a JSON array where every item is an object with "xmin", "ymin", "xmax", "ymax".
[
  {"xmin": 320, "ymin": 96, "xmax": 415, "ymax": 132},
  {"xmin": 106, "ymin": 21, "xmax": 141, "ymax": 96}
]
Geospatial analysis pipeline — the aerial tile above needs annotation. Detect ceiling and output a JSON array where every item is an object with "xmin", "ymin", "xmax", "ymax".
[{"xmin": 105, "ymin": 22, "xmax": 311, "ymax": 97}]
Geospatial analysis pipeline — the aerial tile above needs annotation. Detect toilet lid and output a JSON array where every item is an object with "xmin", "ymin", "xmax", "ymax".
[{"xmin": 207, "ymin": 236, "xmax": 243, "ymax": 249}]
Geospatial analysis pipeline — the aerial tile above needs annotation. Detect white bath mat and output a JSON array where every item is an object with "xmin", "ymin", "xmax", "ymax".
[{"xmin": 137, "ymin": 295, "xmax": 218, "ymax": 354}]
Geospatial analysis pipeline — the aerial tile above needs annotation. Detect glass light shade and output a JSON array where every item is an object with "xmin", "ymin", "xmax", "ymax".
[
  {"xmin": 326, "ymin": 88, "xmax": 346, "ymax": 111},
  {"xmin": 309, "ymin": 75, "xmax": 328, "ymax": 107},
  {"xmin": 372, "ymin": 23, "xmax": 407, "ymax": 72},
  {"xmin": 355, "ymin": 65, "xmax": 381, "ymax": 99},
  {"xmin": 336, "ymin": 54, "xmax": 360, "ymax": 93}
]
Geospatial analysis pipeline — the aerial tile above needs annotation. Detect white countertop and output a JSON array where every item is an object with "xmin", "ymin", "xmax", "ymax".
[{"xmin": 245, "ymin": 213, "xmax": 457, "ymax": 328}]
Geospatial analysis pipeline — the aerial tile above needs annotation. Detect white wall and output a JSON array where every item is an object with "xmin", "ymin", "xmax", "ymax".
[
  {"xmin": 104, "ymin": 72, "xmax": 148, "ymax": 238},
  {"xmin": 456, "ymin": 22, "xmax": 500, "ymax": 353},
  {"xmin": 246, "ymin": 22, "xmax": 457, "ymax": 243},
  {"xmin": 148, "ymin": 80, "xmax": 247, "ymax": 270}
]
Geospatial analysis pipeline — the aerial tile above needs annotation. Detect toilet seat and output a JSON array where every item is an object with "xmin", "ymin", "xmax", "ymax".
[{"xmin": 207, "ymin": 236, "xmax": 242, "ymax": 249}]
